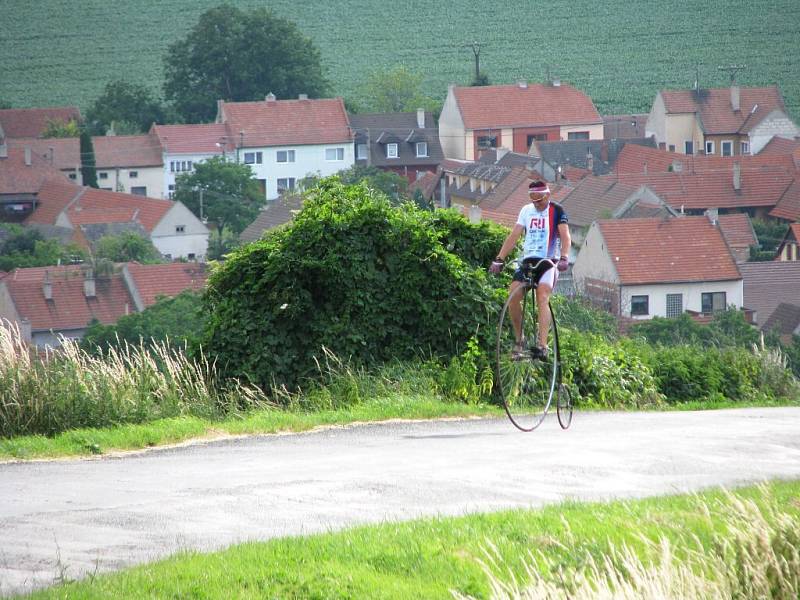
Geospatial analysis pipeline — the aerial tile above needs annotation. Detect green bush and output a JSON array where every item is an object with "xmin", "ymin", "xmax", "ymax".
[
  {"xmin": 552, "ymin": 295, "xmax": 618, "ymax": 340},
  {"xmin": 427, "ymin": 209, "xmax": 509, "ymax": 269},
  {"xmin": 203, "ymin": 178, "xmax": 503, "ymax": 392}
]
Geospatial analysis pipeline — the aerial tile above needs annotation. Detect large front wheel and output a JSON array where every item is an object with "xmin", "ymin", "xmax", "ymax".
[{"xmin": 496, "ymin": 285, "xmax": 559, "ymax": 431}]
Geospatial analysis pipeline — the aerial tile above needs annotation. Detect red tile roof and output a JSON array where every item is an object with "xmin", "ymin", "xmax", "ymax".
[
  {"xmin": 24, "ymin": 179, "xmax": 83, "ymax": 225},
  {"xmin": 452, "ymin": 83, "xmax": 602, "ymax": 130},
  {"xmin": 770, "ymin": 180, "xmax": 800, "ymax": 221},
  {"xmin": 717, "ymin": 213, "xmax": 757, "ymax": 248},
  {"xmin": 660, "ymin": 86, "xmax": 786, "ymax": 134},
  {"xmin": 6, "ymin": 137, "xmax": 81, "ymax": 171},
  {"xmin": 2, "ymin": 265, "xmax": 134, "ymax": 332},
  {"xmin": 757, "ymin": 136, "xmax": 800, "ymax": 156},
  {"xmin": 560, "ymin": 175, "xmax": 639, "ymax": 226},
  {"xmin": 125, "ymin": 262, "xmax": 207, "ymax": 308},
  {"xmin": 596, "ymin": 217, "xmax": 741, "ymax": 285},
  {"xmin": 219, "ymin": 98, "xmax": 352, "ymax": 147},
  {"xmin": 66, "ymin": 187, "xmax": 173, "ymax": 232},
  {"xmin": 739, "ymin": 261, "xmax": 800, "ymax": 326},
  {"xmin": 151, "ymin": 123, "xmax": 233, "ymax": 154},
  {"xmin": 481, "ymin": 181, "xmax": 572, "ymax": 228},
  {"xmin": 0, "ymin": 107, "xmax": 81, "ymax": 138},
  {"xmin": 91, "ymin": 134, "xmax": 163, "ymax": 168},
  {"xmin": 0, "ymin": 147, "xmax": 69, "ymax": 195}
]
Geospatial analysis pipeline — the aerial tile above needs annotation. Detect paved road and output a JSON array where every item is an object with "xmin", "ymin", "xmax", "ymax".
[{"xmin": 1, "ymin": 408, "xmax": 799, "ymax": 596}]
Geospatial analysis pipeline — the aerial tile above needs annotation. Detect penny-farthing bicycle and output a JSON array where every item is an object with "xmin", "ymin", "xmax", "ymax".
[{"xmin": 496, "ymin": 258, "xmax": 573, "ymax": 432}]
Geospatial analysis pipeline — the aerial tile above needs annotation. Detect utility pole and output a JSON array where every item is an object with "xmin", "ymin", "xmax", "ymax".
[
  {"xmin": 464, "ymin": 41, "xmax": 482, "ymax": 83},
  {"xmin": 199, "ymin": 188, "xmax": 205, "ymax": 223},
  {"xmin": 717, "ymin": 64, "xmax": 746, "ymax": 85}
]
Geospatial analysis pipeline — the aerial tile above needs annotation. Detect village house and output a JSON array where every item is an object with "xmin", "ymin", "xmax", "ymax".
[
  {"xmin": 645, "ymin": 84, "xmax": 799, "ymax": 157},
  {"xmin": 0, "ymin": 262, "xmax": 207, "ymax": 349},
  {"xmin": 349, "ymin": 110, "xmax": 443, "ymax": 183},
  {"xmin": 775, "ymin": 223, "xmax": 800, "ymax": 261},
  {"xmin": 0, "ymin": 143, "xmax": 69, "ymax": 223},
  {"xmin": 216, "ymin": 95, "xmax": 354, "ymax": 200},
  {"xmin": 0, "ymin": 106, "xmax": 82, "ymax": 139},
  {"xmin": 91, "ymin": 134, "xmax": 164, "ymax": 198},
  {"xmin": 6, "ymin": 137, "xmax": 81, "ymax": 184},
  {"xmin": 150, "ymin": 123, "xmax": 234, "ymax": 199},
  {"xmin": 572, "ymin": 215, "xmax": 743, "ymax": 319},
  {"xmin": 438, "ymin": 81, "xmax": 603, "ymax": 161},
  {"xmin": 27, "ymin": 179, "xmax": 209, "ymax": 261},
  {"xmin": 738, "ymin": 261, "xmax": 800, "ymax": 335},
  {"xmin": 529, "ymin": 138, "xmax": 657, "ymax": 183}
]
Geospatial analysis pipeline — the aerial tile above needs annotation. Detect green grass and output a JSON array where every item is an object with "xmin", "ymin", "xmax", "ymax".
[
  {"xmin": 2, "ymin": 1, "xmax": 799, "ymax": 118},
  {"xmin": 16, "ymin": 480, "xmax": 800, "ymax": 599},
  {"xmin": 0, "ymin": 394, "xmax": 503, "ymax": 461}
]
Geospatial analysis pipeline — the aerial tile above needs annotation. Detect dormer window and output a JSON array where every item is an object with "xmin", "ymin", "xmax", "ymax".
[
  {"xmin": 357, "ymin": 143, "xmax": 368, "ymax": 160},
  {"xmin": 415, "ymin": 142, "xmax": 428, "ymax": 157},
  {"xmin": 386, "ymin": 143, "xmax": 398, "ymax": 158}
]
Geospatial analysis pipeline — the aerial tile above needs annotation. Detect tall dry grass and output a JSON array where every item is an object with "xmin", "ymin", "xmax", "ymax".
[
  {"xmin": 0, "ymin": 319, "xmax": 272, "ymax": 438},
  {"xmin": 454, "ymin": 488, "xmax": 800, "ymax": 600}
]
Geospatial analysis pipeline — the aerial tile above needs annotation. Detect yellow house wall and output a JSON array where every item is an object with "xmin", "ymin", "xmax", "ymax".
[
  {"xmin": 560, "ymin": 123, "xmax": 604, "ymax": 140},
  {"xmin": 665, "ymin": 114, "xmax": 702, "ymax": 153}
]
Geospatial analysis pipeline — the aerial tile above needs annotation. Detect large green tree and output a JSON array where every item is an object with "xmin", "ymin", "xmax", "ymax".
[
  {"xmin": 172, "ymin": 156, "xmax": 264, "ymax": 234},
  {"xmin": 80, "ymin": 131, "xmax": 98, "ymax": 188},
  {"xmin": 357, "ymin": 65, "xmax": 437, "ymax": 113},
  {"xmin": 86, "ymin": 80, "xmax": 166, "ymax": 135},
  {"xmin": 300, "ymin": 165, "xmax": 409, "ymax": 204},
  {"xmin": 0, "ymin": 225, "xmax": 87, "ymax": 271},
  {"xmin": 93, "ymin": 232, "xmax": 163, "ymax": 264},
  {"xmin": 163, "ymin": 5, "xmax": 329, "ymax": 123}
]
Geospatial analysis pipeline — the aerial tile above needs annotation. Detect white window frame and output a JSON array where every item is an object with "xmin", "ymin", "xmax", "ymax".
[
  {"xmin": 415, "ymin": 142, "xmax": 428, "ymax": 158},
  {"xmin": 684, "ymin": 141, "xmax": 694, "ymax": 155},
  {"xmin": 98, "ymin": 172, "xmax": 108, "ymax": 179},
  {"xmin": 721, "ymin": 140, "xmax": 733, "ymax": 157},
  {"xmin": 705, "ymin": 140, "xmax": 715, "ymax": 155},
  {"xmin": 666, "ymin": 293, "xmax": 683, "ymax": 318},
  {"xmin": 325, "ymin": 147, "xmax": 344, "ymax": 161},
  {"xmin": 386, "ymin": 143, "xmax": 399, "ymax": 159},
  {"xmin": 129, "ymin": 170, "xmax": 138, "ymax": 178},
  {"xmin": 740, "ymin": 141, "xmax": 750, "ymax": 155},
  {"xmin": 276, "ymin": 150, "xmax": 295, "ymax": 163},
  {"xmin": 356, "ymin": 143, "xmax": 368, "ymax": 160},
  {"xmin": 244, "ymin": 151, "xmax": 263, "ymax": 165},
  {"xmin": 277, "ymin": 177, "xmax": 296, "ymax": 192},
  {"xmin": 630, "ymin": 295, "xmax": 649, "ymax": 316}
]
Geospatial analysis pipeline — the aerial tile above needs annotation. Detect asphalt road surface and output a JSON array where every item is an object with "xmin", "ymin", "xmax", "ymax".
[{"xmin": 1, "ymin": 407, "xmax": 799, "ymax": 596}]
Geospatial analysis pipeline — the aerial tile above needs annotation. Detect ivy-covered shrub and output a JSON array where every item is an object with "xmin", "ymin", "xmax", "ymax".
[
  {"xmin": 202, "ymin": 178, "xmax": 504, "ymax": 391},
  {"xmin": 427, "ymin": 209, "xmax": 508, "ymax": 269},
  {"xmin": 552, "ymin": 295, "xmax": 619, "ymax": 340}
]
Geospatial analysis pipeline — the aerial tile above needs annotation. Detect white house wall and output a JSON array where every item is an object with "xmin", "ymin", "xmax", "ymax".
[
  {"xmin": 150, "ymin": 202, "xmax": 209, "ymax": 260},
  {"xmin": 438, "ymin": 87, "xmax": 467, "ymax": 160},
  {"xmin": 645, "ymin": 93, "xmax": 667, "ymax": 143},
  {"xmin": 243, "ymin": 143, "xmax": 354, "ymax": 200},
  {"xmin": 620, "ymin": 280, "xmax": 743, "ymax": 319},
  {"xmin": 162, "ymin": 152, "xmax": 230, "ymax": 199},
  {"xmin": 750, "ymin": 110, "xmax": 800, "ymax": 154},
  {"xmin": 96, "ymin": 165, "xmax": 163, "ymax": 199},
  {"xmin": 572, "ymin": 222, "xmax": 620, "ymax": 287}
]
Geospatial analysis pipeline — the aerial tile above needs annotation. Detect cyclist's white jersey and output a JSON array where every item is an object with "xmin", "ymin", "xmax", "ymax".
[{"xmin": 516, "ymin": 201, "xmax": 569, "ymax": 259}]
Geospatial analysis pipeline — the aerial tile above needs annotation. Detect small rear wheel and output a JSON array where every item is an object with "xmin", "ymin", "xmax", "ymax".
[{"xmin": 557, "ymin": 383, "xmax": 573, "ymax": 429}]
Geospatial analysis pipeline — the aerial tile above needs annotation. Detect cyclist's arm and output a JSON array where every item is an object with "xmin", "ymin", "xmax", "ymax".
[
  {"xmin": 496, "ymin": 224, "xmax": 525, "ymax": 262},
  {"xmin": 558, "ymin": 223, "xmax": 571, "ymax": 259}
]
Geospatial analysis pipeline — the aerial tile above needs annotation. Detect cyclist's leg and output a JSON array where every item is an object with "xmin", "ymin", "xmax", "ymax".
[
  {"xmin": 534, "ymin": 267, "xmax": 557, "ymax": 349},
  {"xmin": 508, "ymin": 280, "xmax": 526, "ymax": 346}
]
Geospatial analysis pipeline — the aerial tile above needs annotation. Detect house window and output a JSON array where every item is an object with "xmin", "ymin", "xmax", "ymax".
[
  {"xmin": 668, "ymin": 144, "xmax": 676, "ymax": 152},
  {"xmin": 68, "ymin": 173, "xmax": 77, "ymax": 180},
  {"xmin": 98, "ymin": 172, "xmax": 108, "ymax": 179},
  {"xmin": 721, "ymin": 141, "xmax": 733, "ymax": 157},
  {"xmin": 181, "ymin": 161, "xmax": 187, "ymax": 171},
  {"xmin": 130, "ymin": 186, "xmax": 147, "ymax": 196},
  {"xmin": 188, "ymin": 253, "xmax": 196, "ymax": 261},
  {"xmin": 701, "ymin": 291, "xmax": 727, "ymax": 314},
  {"xmin": 705, "ymin": 141, "xmax": 715, "ymax": 155},
  {"xmin": 684, "ymin": 141, "xmax": 694, "ymax": 155},
  {"xmin": 326, "ymin": 147, "xmax": 344, "ymax": 161},
  {"xmin": 168, "ymin": 184, "xmax": 175, "ymax": 199},
  {"xmin": 356, "ymin": 143, "xmax": 368, "ymax": 160},
  {"xmin": 527, "ymin": 133, "xmax": 547, "ymax": 148},
  {"xmin": 129, "ymin": 170, "xmax": 138, "ymax": 178},
  {"xmin": 244, "ymin": 152, "xmax": 263, "ymax": 164},
  {"xmin": 277, "ymin": 177, "xmax": 296, "ymax": 192},
  {"xmin": 666, "ymin": 293, "xmax": 683, "ymax": 318},
  {"xmin": 415, "ymin": 142, "xmax": 428, "ymax": 157},
  {"xmin": 175, "ymin": 225, "xmax": 185, "ymax": 234},
  {"xmin": 276, "ymin": 150, "xmax": 295, "ymax": 163},
  {"xmin": 386, "ymin": 143, "xmax": 399, "ymax": 158},
  {"xmin": 187, "ymin": 160, "xmax": 193, "ymax": 171},
  {"xmin": 170, "ymin": 161, "xmax": 176, "ymax": 172},
  {"xmin": 567, "ymin": 131, "xmax": 590, "ymax": 140},
  {"xmin": 477, "ymin": 135, "xmax": 497, "ymax": 149},
  {"xmin": 740, "ymin": 141, "xmax": 750, "ymax": 155},
  {"xmin": 630, "ymin": 295, "xmax": 649, "ymax": 316}
]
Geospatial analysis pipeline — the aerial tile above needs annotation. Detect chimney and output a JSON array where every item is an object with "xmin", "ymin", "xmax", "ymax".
[
  {"xmin": 517, "ymin": 80, "xmax": 528, "ymax": 89},
  {"xmin": 705, "ymin": 208, "xmax": 719, "ymax": 225},
  {"xmin": 24, "ymin": 147, "xmax": 32, "ymax": 166},
  {"xmin": 265, "ymin": 92, "xmax": 276, "ymax": 102},
  {"xmin": 298, "ymin": 93, "xmax": 308, "ymax": 100},
  {"xmin": 552, "ymin": 77, "xmax": 561, "ymax": 87},
  {"xmin": 731, "ymin": 85, "xmax": 740, "ymax": 112},
  {"xmin": 495, "ymin": 147, "xmax": 510, "ymax": 162},
  {"xmin": 586, "ymin": 150, "xmax": 594, "ymax": 172},
  {"xmin": 43, "ymin": 271, "xmax": 53, "ymax": 300},
  {"xmin": 417, "ymin": 108, "xmax": 425, "ymax": 129},
  {"xmin": 83, "ymin": 269, "xmax": 96, "ymax": 298},
  {"xmin": 733, "ymin": 163, "xmax": 741, "ymax": 190}
]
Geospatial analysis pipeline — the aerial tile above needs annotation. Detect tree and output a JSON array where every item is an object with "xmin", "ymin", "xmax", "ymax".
[
  {"xmin": 172, "ymin": 156, "xmax": 264, "ymax": 234},
  {"xmin": 0, "ymin": 99, "xmax": 11, "ymax": 109},
  {"xmin": 358, "ymin": 65, "xmax": 437, "ymax": 113},
  {"xmin": 80, "ymin": 131, "xmax": 98, "ymax": 188},
  {"xmin": 93, "ymin": 232, "xmax": 162, "ymax": 263},
  {"xmin": 0, "ymin": 224, "xmax": 87, "ymax": 271},
  {"xmin": 300, "ymin": 165, "xmax": 409, "ymax": 204},
  {"xmin": 470, "ymin": 72, "xmax": 491, "ymax": 86},
  {"xmin": 86, "ymin": 80, "xmax": 166, "ymax": 135},
  {"xmin": 207, "ymin": 226, "xmax": 240, "ymax": 260},
  {"xmin": 42, "ymin": 118, "xmax": 81, "ymax": 138},
  {"xmin": 163, "ymin": 5, "xmax": 328, "ymax": 123}
]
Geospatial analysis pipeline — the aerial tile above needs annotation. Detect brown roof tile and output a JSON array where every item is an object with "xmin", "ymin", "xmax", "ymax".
[
  {"xmin": 24, "ymin": 179, "xmax": 83, "ymax": 225},
  {"xmin": 0, "ymin": 147, "xmax": 69, "ymax": 195},
  {"xmin": 597, "ymin": 216, "xmax": 741, "ymax": 285},
  {"xmin": 0, "ymin": 107, "xmax": 81, "ymax": 138},
  {"xmin": 219, "ymin": 98, "xmax": 352, "ymax": 147},
  {"xmin": 67, "ymin": 187, "xmax": 173, "ymax": 232},
  {"xmin": 151, "ymin": 123, "xmax": 233, "ymax": 154},
  {"xmin": 453, "ymin": 83, "xmax": 601, "ymax": 130},
  {"xmin": 770, "ymin": 180, "xmax": 800, "ymax": 221},
  {"xmin": 6, "ymin": 137, "xmax": 81, "ymax": 171},
  {"xmin": 661, "ymin": 86, "xmax": 786, "ymax": 134},
  {"xmin": 739, "ymin": 261, "xmax": 800, "ymax": 326},
  {"xmin": 717, "ymin": 213, "xmax": 757, "ymax": 248},
  {"xmin": 125, "ymin": 262, "xmax": 207, "ymax": 308},
  {"xmin": 757, "ymin": 136, "xmax": 800, "ymax": 156},
  {"xmin": 762, "ymin": 302, "xmax": 800, "ymax": 337},
  {"xmin": 91, "ymin": 134, "xmax": 163, "ymax": 168},
  {"xmin": 3, "ymin": 265, "xmax": 134, "ymax": 332},
  {"xmin": 560, "ymin": 176, "xmax": 639, "ymax": 226}
]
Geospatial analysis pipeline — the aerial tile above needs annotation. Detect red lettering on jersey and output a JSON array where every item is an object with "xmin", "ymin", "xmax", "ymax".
[{"xmin": 529, "ymin": 217, "xmax": 546, "ymax": 229}]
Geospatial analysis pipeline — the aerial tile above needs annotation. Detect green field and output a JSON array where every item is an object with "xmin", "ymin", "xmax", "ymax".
[{"xmin": 2, "ymin": 0, "xmax": 799, "ymax": 118}]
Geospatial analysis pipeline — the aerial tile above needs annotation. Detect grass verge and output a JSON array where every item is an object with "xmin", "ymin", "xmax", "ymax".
[{"xmin": 16, "ymin": 480, "xmax": 800, "ymax": 599}]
